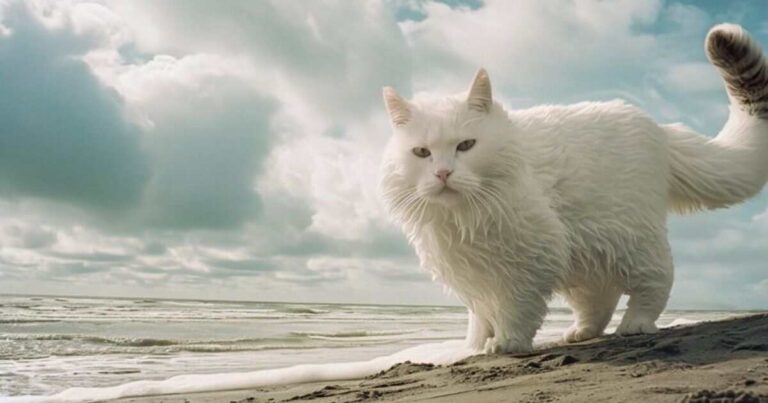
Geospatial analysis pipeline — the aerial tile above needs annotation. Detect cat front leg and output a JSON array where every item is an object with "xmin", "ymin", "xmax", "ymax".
[
  {"xmin": 465, "ymin": 310, "xmax": 493, "ymax": 351},
  {"xmin": 480, "ymin": 212, "xmax": 566, "ymax": 354},
  {"xmin": 482, "ymin": 292, "xmax": 549, "ymax": 354},
  {"xmin": 483, "ymin": 328, "xmax": 533, "ymax": 354}
]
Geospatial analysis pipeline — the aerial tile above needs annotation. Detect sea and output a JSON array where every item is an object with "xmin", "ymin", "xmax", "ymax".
[{"xmin": 0, "ymin": 294, "xmax": 746, "ymax": 399}]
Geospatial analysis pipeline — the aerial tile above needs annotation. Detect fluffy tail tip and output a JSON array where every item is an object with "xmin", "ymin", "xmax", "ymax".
[
  {"xmin": 705, "ymin": 23, "xmax": 756, "ymax": 68},
  {"xmin": 705, "ymin": 23, "xmax": 768, "ymax": 118}
]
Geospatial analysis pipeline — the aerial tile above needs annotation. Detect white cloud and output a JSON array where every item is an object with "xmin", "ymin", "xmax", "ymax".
[
  {"xmin": 401, "ymin": 0, "xmax": 662, "ymax": 96},
  {"xmin": 109, "ymin": 1, "xmax": 412, "ymax": 123},
  {"xmin": 1, "ymin": 222, "xmax": 57, "ymax": 249},
  {"xmin": 660, "ymin": 62, "xmax": 722, "ymax": 94},
  {"xmin": 259, "ymin": 114, "xmax": 394, "ymax": 241},
  {"xmin": 753, "ymin": 207, "xmax": 768, "ymax": 226},
  {"xmin": 756, "ymin": 279, "xmax": 768, "ymax": 297}
]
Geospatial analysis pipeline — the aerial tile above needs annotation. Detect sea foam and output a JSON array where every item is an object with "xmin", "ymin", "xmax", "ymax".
[{"xmin": 7, "ymin": 340, "xmax": 475, "ymax": 403}]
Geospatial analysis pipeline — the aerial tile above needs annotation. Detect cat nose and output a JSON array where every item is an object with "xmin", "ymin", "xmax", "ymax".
[{"xmin": 435, "ymin": 169, "xmax": 453, "ymax": 183}]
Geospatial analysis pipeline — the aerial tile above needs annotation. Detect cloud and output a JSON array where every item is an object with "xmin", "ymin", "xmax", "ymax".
[
  {"xmin": 397, "ymin": 0, "xmax": 734, "ymax": 133},
  {"xmin": 259, "ymin": 116, "xmax": 395, "ymax": 241},
  {"xmin": 755, "ymin": 278, "xmax": 768, "ymax": 298},
  {"xmin": 667, "ymin": 194, "xmax": 768, "ymax": 309},
  {"xmin": 659, "ymin": 62, "xmax": 722, "ymax": 94},
  {"xmin": 401, "ymin": 0, "xmax": 662, "ymax": 96},
  {"xmin": 0, "ymin": 2, "xmax": 148, "ymax": 210},
  {"xmin": 118, "ymin": 54, "xmax": 276, "ymax": 229},
  {"xmin": 0, "ymin": 0, "xmax": 765, "ymax": 308},
  {"xmin": 0, "ymin": 2, "xmax": 277, "ymax": 230},
  {"xmin": 2, "ymin": 222, "xmax": 57, "ymax": 249},
  {"xmin": 109, "ymin": 1, "xmax": 412, "ymax": 123}
]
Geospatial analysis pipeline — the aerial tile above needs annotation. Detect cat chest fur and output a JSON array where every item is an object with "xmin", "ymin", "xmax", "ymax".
[{"xmin": 409, "ymin": 193, "xmax": 570, "ymax": 310}]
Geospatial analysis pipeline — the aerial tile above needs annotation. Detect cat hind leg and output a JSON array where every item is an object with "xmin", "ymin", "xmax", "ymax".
[{"xmin": 616, "ymin": 237, "xmax": 674, "ymax": 335}]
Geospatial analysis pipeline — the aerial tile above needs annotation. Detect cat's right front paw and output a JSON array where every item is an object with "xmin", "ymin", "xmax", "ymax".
[
  {"xmin": 615, "ymin": 316, "xmax": 658, "ymax": 336},
  {"xmin": 563, "ymin": 324, "xmax": 602, "ymax": 343}
]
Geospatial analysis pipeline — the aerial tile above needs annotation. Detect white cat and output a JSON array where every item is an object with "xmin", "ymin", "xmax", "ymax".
[{"xmin": 379, "ymin": 24, "xmax": 768, "ymax": 354}]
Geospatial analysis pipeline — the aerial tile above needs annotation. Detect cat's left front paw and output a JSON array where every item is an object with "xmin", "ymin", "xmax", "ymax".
[{"xmin": 483, "ymin": 336, "xmax": 533, "ymax": 354}]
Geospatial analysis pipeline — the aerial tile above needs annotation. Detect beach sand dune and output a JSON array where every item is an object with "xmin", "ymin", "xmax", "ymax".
[{"xmin": 113, "ymin": 313, "xmax": 768, "ymax": 403}]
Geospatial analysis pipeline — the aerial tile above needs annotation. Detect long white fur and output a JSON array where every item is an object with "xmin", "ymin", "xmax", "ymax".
[{"xmin": 380, "ymin": 24, "xmax": 768, "ymax": 353}]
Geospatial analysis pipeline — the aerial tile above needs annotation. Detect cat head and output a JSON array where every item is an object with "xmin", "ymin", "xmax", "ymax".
[{"xmin": 380, "ymin": 69, "xmax": 519, "ymax": 225}]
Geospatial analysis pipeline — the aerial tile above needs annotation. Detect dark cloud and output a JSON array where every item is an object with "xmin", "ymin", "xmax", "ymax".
[
  {"xmin": 137, "ymin": 75, "xmax": 275, "ymax": 229},
  {"xmin": 0, "ymin": 3, "xmax": 278, "ymax": 231},
  {"xmin": 3, "ymin": 223, "xmax": 57, "ymax": 249},
  {"xmin": 0, "ymin": 4, "xmax": 149, "ymax": 210},
  {"xmin": 141, "ymin": 241, "xmax": 167, "ymax": 256}
]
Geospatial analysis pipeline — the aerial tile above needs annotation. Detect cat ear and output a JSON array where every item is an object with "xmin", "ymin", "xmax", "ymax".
[
  {"xmin": 467, "ymin": 68, "xmax": 493, "ymax": 113},
  {"xmin": 382, "ymin": 87, "xmax": 411, "ymax": 127}
]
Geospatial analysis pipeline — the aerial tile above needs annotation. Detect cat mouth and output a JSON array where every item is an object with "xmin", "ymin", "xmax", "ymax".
[
  {"xmin": 421, "ymin": 183, "xmax": 461, "ymax": 203},
  {"xmin": 431, "ymin": 185, "xmax": 460, "ymax": 199},
  {"xmin": 437, "ymin": 186, "xmax": 458, "ymax": 195}
]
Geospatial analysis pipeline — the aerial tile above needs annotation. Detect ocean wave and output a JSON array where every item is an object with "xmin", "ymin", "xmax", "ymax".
[
  {"xmin": 282, "ymin": 307, "xmax": 328, "ymax": 315},
  {"xmin": 133, "ymin": 299, "xmax": 158, "ymax": 304},
  {"xmin": 85, "ymin": 336, "xmax": 179, "ymax": 347},
  {"xmin": 0, "ymin": 331, "xmax": 401, "ymax": 360},
  {"xmin": 662, "ymin": 317, "xmax": 702, "ymax": 328},
  {"xmin": 2, "ymin": 334, "xmax": 77, "ymax": 341},
  {"xmin": 0, "ymin": 312, "xmax": 300, "ymax": 322},
  {"xmin": 96, "ymin": 369, "xmax": 141, "ymax": 375},
  {"xmin": 2, "ymin": 333, "xmax": 316, "ymax": 348},
  {"xmin": 1, "ymin": 334, "xmax": 179, "ymax": 347},
  {"xmin": 289, "ymin": 330, "xmax": 413, "ymax": 339},
  {"xmin": 178, "ymin": 344, "xmax": 324, "ymax": 353},
  {"xmin": 26, "ymin": 306, "xmax": 68, "ymax": 311},
  {"xmin": 0, "ymin": 319, "xmax": 61, "ymax": 324}
]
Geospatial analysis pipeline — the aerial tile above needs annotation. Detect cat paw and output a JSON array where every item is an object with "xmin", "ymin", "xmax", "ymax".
[
  {"xmin": 563, "ymin": 324, "xmax": 601, "ymax": 343},
  {"xmin": 615, "ymin": 317, "xmax": 658, "ymax": 336},
  {"xmin": 483, "ymin": 337, "xmax": 533, "ymax": 354}
]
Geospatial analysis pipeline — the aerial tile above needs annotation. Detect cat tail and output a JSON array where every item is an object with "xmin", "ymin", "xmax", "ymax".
[{"xmin": 665, "ymin": 23, "xmax": 768, "ymax": 213}]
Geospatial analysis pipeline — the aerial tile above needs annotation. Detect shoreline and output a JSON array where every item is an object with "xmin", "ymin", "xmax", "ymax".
[{"xmin": 109, "ymin": 313, "xmax": 768, "ymax": 403}]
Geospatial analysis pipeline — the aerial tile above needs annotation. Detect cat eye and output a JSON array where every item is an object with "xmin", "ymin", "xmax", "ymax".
[
  {"xmin": 412, "ymin": 147, "xmax": 431, "ymax": 158},
  {"xmin": 457, "ymin": 139, "xmax": 476, "ymax": 152}
]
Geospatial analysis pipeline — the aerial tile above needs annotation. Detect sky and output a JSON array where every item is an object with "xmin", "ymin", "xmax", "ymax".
[{"xmin": 0, "ymin": 0, "xmax": 766, "ymax": 309}]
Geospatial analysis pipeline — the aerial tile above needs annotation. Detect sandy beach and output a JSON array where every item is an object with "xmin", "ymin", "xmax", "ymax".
[{"xmin": 108, "ymin": 313, "xmax": 768, "ymax": 403}]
